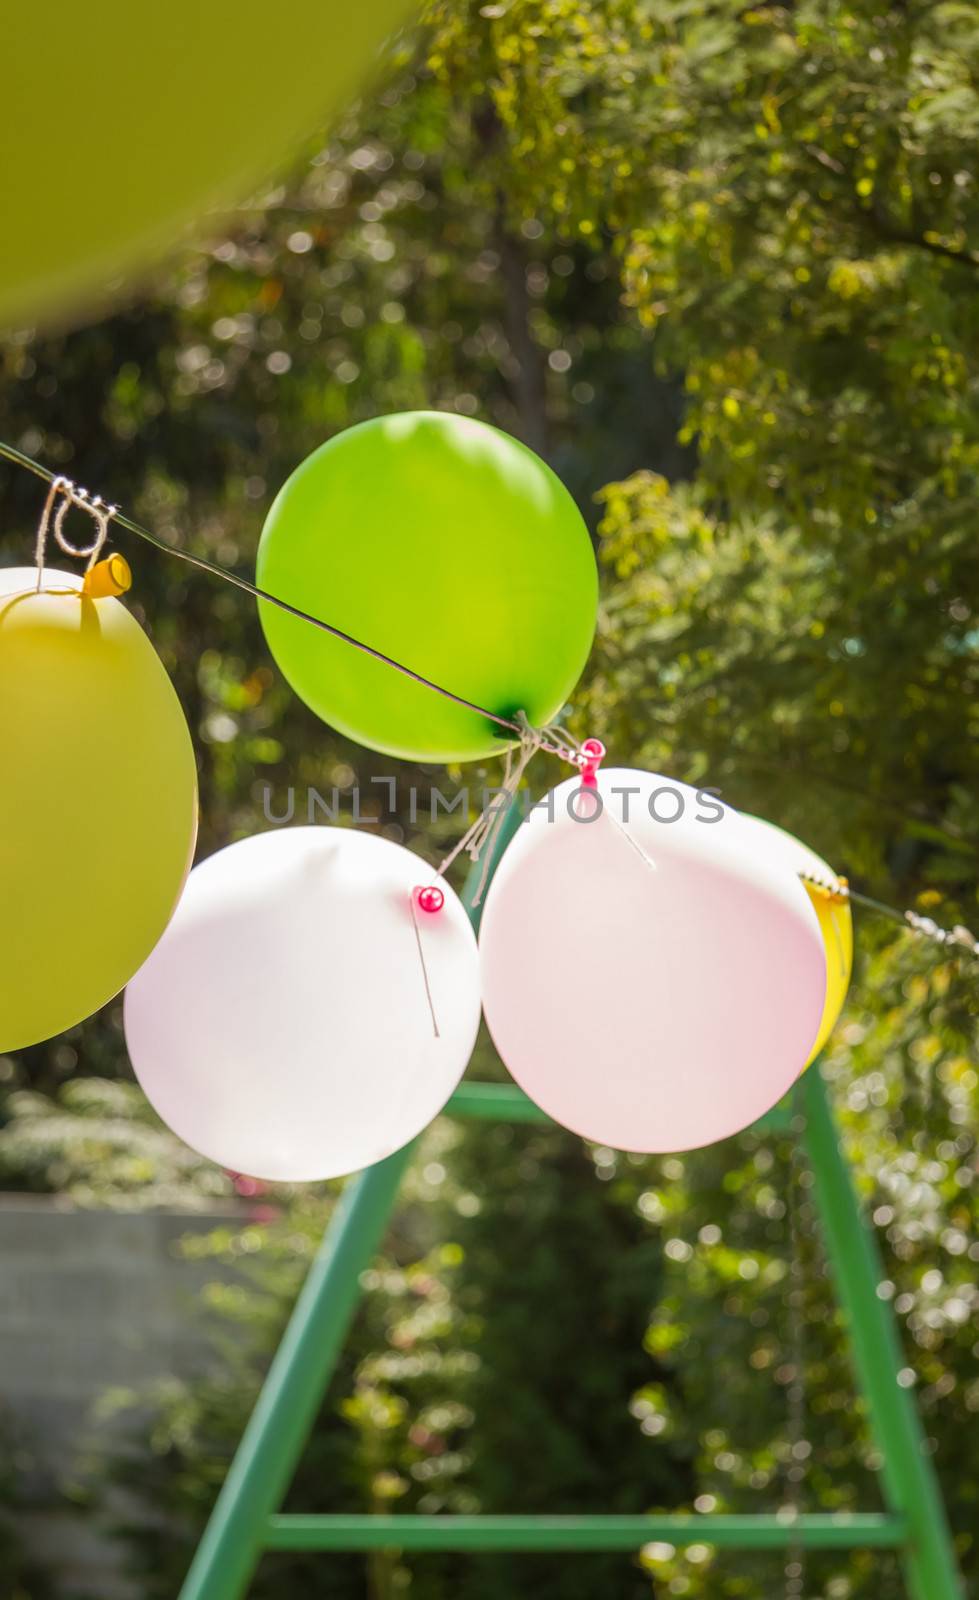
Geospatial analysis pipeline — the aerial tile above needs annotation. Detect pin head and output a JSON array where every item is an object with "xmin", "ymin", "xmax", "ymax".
[{"xmin": 415, "ymin": 885, "xmax": 445, "ymax": 915}]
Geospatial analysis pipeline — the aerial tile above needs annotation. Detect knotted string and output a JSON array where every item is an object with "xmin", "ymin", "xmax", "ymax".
[
  {"xmin": 6, "ymin": 449, "xmax": 973, "ymax": 969},
  {"xmin": 34, "ymin": 476, "xmax": 71, "ymax": 589},
  {"xmin": 34, "ymin": 475, "xmax": 117, "ymax": 590},
  {"xmin": 432, "ymin": 714, "xmax": 547, "ymax": 908}
]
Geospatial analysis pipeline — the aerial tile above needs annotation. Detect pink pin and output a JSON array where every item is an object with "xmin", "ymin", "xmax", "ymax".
[
  {"xmin": 579, "ymin": 737, "xmax": 606, "ymax": 788},
  {"xmin": 415, "ymin": 884, "xmax": 445, "ymax": 914}
]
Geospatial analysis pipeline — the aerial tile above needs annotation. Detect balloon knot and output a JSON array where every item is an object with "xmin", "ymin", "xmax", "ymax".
[
  {"xmin": 82, "ymin": 553, "xmax": 132, "ymax": 598},
  {"xmin": 802, "ymin": 871, "xmax": 850, "ymax": 904}
]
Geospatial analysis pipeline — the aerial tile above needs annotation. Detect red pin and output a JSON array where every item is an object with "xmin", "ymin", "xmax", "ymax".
[{"xmin": 414, "ymin": 884, "xmax": 445, "ymax": 915}]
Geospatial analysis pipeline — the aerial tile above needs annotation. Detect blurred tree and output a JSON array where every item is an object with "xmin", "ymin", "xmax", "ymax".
[
  {"xmin": 0, "ymin": 1079, "xmax": 235, "ymax": 1210},
  {"xmin": 0, "ymin": 1407, "xmax": 58, "ymax": 1600}
]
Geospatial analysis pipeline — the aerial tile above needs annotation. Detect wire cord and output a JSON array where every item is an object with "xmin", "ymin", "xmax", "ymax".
[
  {"xmin": 0, "ymin": 437, "xmax": 585, "ymax": 765},
  {"xmin": 1, "ymin": 436, "xmax": 975, "ymax": 965}
]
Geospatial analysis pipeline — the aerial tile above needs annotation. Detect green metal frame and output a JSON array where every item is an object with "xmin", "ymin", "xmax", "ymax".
[
  {"xmin": 179, "ymin": 1074, "xmax": 962, "ymax": 1599},
  {"xmin": 179, "ymin": 830, "xmax": 963, "ymax": 1600}
]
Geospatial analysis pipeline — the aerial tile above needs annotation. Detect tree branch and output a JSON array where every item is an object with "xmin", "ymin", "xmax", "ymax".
[{"xmin": 802, "ymin": 143, "xmax": 979, "ymax": 271}]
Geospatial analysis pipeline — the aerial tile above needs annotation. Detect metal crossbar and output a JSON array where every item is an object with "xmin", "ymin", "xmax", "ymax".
[{"xmin": 263, "ymin": 1512, "xmax": 908, "ymax": 1552}]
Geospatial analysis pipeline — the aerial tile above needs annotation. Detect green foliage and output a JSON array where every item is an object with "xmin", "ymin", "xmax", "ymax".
[
  {"xmin": 425, "ymin": 1120, "xmax": 696, "ymax": 1600},
  {"xmin": 0, "ymin": 1077, "xmax": 234, "ymax": 1209},
  {"xmin": 588, "ymin": 469, "xmax": 979, "ymax": 900}
]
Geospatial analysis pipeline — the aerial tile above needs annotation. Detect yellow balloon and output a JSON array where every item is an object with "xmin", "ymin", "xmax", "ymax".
[
  {"xmin": 743, "ymin": 815, "xmax": 853, "ymax": 1066},
  {"xmin": 0, "ymin": 2, "xmax": 412, "ymax": 329},
  {"xmin": 0, "ymin": 568, "xmax": 198, "ymax": 1050}
]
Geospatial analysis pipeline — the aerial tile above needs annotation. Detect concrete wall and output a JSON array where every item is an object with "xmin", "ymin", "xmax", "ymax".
[{"xmin": 0, "ymin": 1197, "xmax": 244, "ymax": 1598}]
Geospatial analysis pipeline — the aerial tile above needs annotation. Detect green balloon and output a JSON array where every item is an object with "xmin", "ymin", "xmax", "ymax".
[
  {"xmin": 0, "ymin": 2, "xmax": 410, "ymax": 329},
  {"xmin": 257, "ymin": 412, "xmax": 598, "ymax": 762}
]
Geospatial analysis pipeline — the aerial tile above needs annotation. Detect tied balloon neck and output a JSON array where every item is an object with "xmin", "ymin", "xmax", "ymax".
[
  {"xmin": 84, "ymin": 553, "xmax": 132, "ymax": 598},
  {"xmin": 799, "ymin": 870, "xmax": 978, "ymax": 960},
  {"xmin": 33, "ymin": 475, "xmax": 128, "ymax": 595},
  {"xmin": 799, "ymin": 869, "xmax": 850, "ymax": 906}
]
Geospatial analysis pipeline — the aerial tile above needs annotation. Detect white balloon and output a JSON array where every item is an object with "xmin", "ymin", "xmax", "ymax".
[
  {"xmin": 479, "ymin": 769, "xmax": 827, "ymax": 1153},
  {"xmin": 124, "ymin": 827, "xmax": 480, "ymax": 1181}
]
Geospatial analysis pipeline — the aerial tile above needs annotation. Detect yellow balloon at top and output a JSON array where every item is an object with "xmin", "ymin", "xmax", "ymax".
[
  {"xmin": 0, "ymin": 1, "xmax": 410, "ymax": 328},
  {"xmin": 0, "ymin": 567, "xmax": 198, "ymax": 1051},
  {"xmin": 742, "ymin": 815, "xmax": 853, "ymax": 1067}
]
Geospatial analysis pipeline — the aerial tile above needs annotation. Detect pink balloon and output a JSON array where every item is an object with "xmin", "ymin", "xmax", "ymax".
[{"xmin": 479, "ymin": 769, "xmax": 826, "ymax": 1152}]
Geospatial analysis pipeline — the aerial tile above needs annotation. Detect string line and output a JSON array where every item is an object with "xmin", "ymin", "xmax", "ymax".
[
  {"xmin": 1, "ymin": 440, "xmax": 975, "ymax": 964},
  {"xmin": 0, "ymin": 439, "xmax": 584, "ymax": 768},
  {"xmin": 799, "ymin": 872, "xmax": 977, "ymax": 959},
  {"xmin": 433, "ymin": 713, "xmax": 551, "ymax": 906}
]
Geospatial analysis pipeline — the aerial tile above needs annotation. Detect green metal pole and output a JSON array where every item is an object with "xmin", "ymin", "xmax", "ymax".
[
  {"xmin": 178, "ymin": 1143, "xmax": 413, "ymax": 1600},
  {"xmin": 448, "ymin": 1079, "xmax": 551, "ymax": 1122},
  {"xmin": 803, "ymin": 1065, "xmax": 963, "ymax": 1600},
  {"xmin": 446, "ymin": 1078, "xmax": 794, "ymax": 1134}
]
